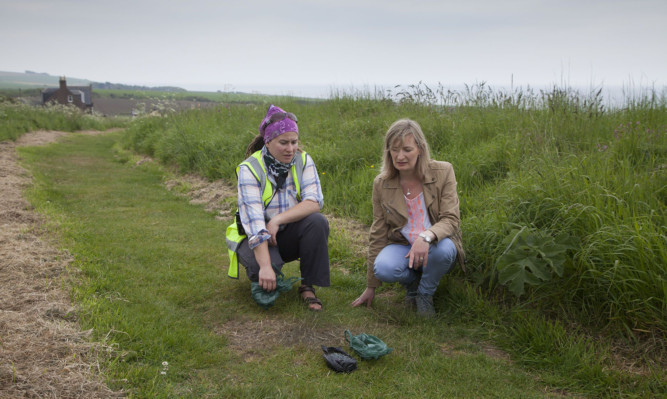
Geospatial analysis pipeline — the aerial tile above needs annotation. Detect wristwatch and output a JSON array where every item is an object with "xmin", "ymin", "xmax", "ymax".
[{"xmin": 418, "ymin": 232, "xmax": 432, "ymax": 244}]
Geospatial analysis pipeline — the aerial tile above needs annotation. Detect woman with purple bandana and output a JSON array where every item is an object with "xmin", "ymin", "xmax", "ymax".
[
  {"xmin": 234, "ymin": 105, "xmax": 330, "ymax": 311},
  {"xmin": 351, "ymin": 119, "xmax": 465, "ymax": 317}
]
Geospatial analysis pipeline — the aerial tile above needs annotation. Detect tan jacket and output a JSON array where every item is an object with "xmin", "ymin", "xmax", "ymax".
[{"xmin": 366, "ymin": 160, "xmax": 465, "ymax": 288}]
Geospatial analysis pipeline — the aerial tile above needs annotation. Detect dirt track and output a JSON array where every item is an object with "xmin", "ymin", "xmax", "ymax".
[{"xmin": 0, "ymin": 130, "xmax": 121, "ymax": 398}]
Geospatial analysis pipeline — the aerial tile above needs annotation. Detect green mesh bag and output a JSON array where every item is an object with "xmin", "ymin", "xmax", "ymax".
[
  {"xmin": 345, "ymin": 330, "xmax": 393, "ymax": 360},
  {"xmin": 250, "ymin": 268, "xmax": 302, "ymax": 309}
]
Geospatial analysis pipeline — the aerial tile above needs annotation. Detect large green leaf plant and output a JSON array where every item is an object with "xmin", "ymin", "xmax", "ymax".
[{"xmin": 494, "ymin": 226, "xmax": 578, "ymax": 297}]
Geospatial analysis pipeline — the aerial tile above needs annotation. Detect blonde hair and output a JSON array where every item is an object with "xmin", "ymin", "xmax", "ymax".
[{"xmin": 379, "ymin": 119, "xmax": 431, "ymax": 180}]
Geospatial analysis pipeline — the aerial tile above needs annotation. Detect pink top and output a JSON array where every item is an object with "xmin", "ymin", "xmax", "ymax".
[{"xmin": 400, "ymin": 192, "xmax": 432, "ymax": 244}]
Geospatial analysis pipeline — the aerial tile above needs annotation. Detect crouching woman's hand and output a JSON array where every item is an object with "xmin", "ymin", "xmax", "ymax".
[{"xmin": 351, "ymin": 287, "xmax": 376, "ymax": 308}]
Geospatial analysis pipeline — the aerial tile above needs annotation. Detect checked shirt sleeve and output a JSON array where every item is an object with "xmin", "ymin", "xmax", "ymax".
[
  {"xmin": 237, "ymin": 164, "xmax": 270, "ymax": 249},
  {"xmin": 299, "ymin": 154, "xmax": 324, "ymax": 208}
]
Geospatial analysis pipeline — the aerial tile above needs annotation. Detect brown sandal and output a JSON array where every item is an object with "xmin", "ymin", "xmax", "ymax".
[{"xmin": 298, "ymin": 285, "xmax": 323, "ymax": 311}]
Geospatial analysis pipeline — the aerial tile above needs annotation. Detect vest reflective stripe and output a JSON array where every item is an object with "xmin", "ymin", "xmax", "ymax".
[
  {"xmin": 225, "ymin": 235, "xmax": 241, "ymax": 252},
  {"xmin": 226, "ymin": 151, "xmax": 308, "ymax": 278},
  {"xmin": 225, "ymin": 224, "xmax": 243, "ymax": 278},
  {"xmin": 237, "ymin": 154, "xmax": 272, "ymax": 207}
]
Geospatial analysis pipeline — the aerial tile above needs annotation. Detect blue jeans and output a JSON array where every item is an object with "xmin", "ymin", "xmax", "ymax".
[{"xmin": 373, "ymin": 238, "xmax": 457, "ymax": 296}]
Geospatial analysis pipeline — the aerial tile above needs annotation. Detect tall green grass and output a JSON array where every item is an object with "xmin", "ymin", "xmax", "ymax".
[
  {"xmin": 120, "ymin": 84, "xmax": 666, "ymax": 345},
  {"xmin": 0, "ymin": 96, "xmax": 128, "ymax": 141}
]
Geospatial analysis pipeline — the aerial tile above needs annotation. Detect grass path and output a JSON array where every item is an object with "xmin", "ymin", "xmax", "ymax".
[
  {"xmin": 18, "ymin": 132, "xmax": 570, "ymax": 398},
  {"xmin": 0, "ymin": 131, "xmax": 120, "ymax": 398}
]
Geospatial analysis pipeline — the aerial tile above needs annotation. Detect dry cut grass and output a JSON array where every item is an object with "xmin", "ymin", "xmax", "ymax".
[{"xmin": 0, "ymin": 131, "xmax": 123, "ymax": 398}]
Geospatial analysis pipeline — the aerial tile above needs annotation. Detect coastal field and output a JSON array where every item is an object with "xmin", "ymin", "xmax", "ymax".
[{"xmin": 1, "ymin": 83, "xmax": 664, "ymax": 398}]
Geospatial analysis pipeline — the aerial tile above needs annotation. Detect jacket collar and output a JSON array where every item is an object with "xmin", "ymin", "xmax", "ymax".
[
  {"xmin": 382, "ymin": 161, "xmax": 437, "ymax": 188},
  {"xmin": 381, "ymin": 161, "xmax": 438, "ymax": 212}
]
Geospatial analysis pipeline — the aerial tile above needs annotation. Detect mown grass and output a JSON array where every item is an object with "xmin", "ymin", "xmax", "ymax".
[{"xmin": 17, "ymin": 132, "xmax": 582, "ymax": 398}]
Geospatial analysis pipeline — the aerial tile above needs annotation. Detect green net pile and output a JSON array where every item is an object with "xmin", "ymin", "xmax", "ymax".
[
  {"xmin": 250, "ymin": 268, "xmax": 302, "ymax": 309},
  {"xmin": 345, "ymin": 330, "xmax": 393, "ymax": 360}
]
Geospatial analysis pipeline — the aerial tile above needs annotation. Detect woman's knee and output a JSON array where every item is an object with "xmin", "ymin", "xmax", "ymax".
[
  {"xmin": 430, "ymin": 238, "xmax": 457, "ymax": 266},
  {"xmin": 373, "ymin": 259, "xmax": 405, "ymax": 283},
  {"xmin": 302, "ymin": 212, "xmax": 329, "ymax": 235},
  {"xmin": 373, "ymin": 246, "xmax": 409, "ymax": 282},
  {"xmin": 373, "ymin": 261, "xmax": 397, "ymax": 282}
]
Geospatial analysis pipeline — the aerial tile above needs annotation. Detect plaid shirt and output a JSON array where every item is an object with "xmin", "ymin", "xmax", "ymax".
[{"xmin": 237, "ymin": 147, "xmax": 324, "ymax": 249}]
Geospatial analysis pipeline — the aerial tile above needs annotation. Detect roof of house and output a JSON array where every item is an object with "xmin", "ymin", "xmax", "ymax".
[{"xmin": 41, "ymin": 84, "xmax": 93, "ymax": 105}]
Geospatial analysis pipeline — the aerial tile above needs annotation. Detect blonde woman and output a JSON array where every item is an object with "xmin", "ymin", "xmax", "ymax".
[{"xmin": 351, "ymin": 119, "xmax": 465, "ymax": 316}]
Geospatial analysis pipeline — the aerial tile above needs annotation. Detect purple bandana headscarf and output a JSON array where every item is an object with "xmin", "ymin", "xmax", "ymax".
[{"xmin": 258, "ymin": 104, "xmax": 299, "ymax": 144}]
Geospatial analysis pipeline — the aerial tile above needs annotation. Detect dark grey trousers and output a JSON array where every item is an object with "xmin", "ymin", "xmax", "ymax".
[{"xmin": 236, "ymin": 212, "xmax": 331, "ymax": 287}]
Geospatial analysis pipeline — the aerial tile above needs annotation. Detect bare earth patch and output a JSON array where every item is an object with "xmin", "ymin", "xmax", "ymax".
[
  {"xmin": 0, "ymin": 130, "xmax": 122, "ymax": 398},
  {"xmin": 163, "ymin": 173, "xmax": 237, "ymax": 219},
  {"xmin": 214, "ymin": 317, "xmax": 342, "ymax": 363}
]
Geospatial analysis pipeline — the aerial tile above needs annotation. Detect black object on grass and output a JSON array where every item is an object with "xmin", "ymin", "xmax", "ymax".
[{"xmin": 321, "ymin": 346, "xmax": 357, "ymax": 373}]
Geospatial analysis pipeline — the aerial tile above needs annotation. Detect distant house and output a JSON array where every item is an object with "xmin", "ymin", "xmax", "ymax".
[{"xmin": 41, "ymin": 76, "xmax": 93, "ymax": 112}]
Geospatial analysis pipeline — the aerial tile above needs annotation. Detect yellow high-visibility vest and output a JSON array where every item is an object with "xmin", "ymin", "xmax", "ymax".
[{"xmin": 225, "ymin": 150, "xmax": 308, "ymax": 278}]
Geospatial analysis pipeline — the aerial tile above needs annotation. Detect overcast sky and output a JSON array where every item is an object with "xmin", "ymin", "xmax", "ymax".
[{"xmin": 2, "ymin": 0, "xmax": 665, "ymax": 96}]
